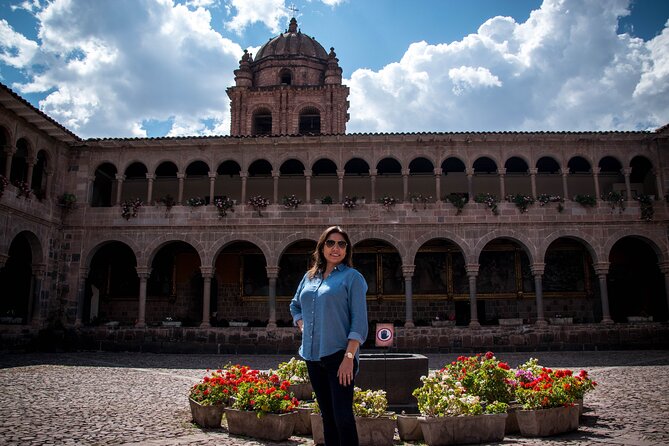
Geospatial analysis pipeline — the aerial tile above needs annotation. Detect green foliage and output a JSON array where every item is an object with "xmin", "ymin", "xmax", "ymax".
[
  {"xmin": 445, "ymin": 193, "xmax": 468, "ymax": 215},
  {"xmin": 574, "ymin": 194, "xmax": 596, "ymax": 207},
  {"xmin": 272, "ymin": 357, "xmax": 309, "ymax": 384},
  {"xmin": 474, "ymin": 193, "xmax": 499, "ymax": 215},
  {"xmin": 353, "ymin": 387, "xmax": 391, "ymax": 418}
]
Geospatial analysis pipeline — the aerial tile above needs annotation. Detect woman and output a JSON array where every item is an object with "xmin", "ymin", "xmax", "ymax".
[{"xmin": 290, "ymin": 226, "xmax": 368, "ymax": 446}]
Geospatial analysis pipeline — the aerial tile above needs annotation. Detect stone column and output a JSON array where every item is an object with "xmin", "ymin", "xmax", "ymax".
[
  {"xmin": 337, "ymin": 169, "xmax": 345, "ymax": 203},
  {"xmin": 3, "ymin": 146, "xmax": 13, "ymax": 178},
  {"xmin": 497, "ymin": 168, "xmax": 506, "ymax": 198},
  {"xmin": 272, "ymin": 170, "xmax": 280, "ymax": 204},
  {"xmin": 30, "ymin": 264, "xmax": 46, "ymax": 325},
  {"xmin": 623, "ymin": 167, "xmax": 632, "ymax": 200},
  {"xmin": 466, "ymin": 264, "xmax": 480, "ymax": 328},
  {"xmin": 146, "ymin": 173, "xmax": 155, "ymax": 204},
  {"xmin": 304, "ymin": 169, "xmax": 312, "ymax": 203},
  {"xmin": 529, "ymin": 168, "xmax": 538, "ymax": 198},
  {"xmin": 653, "ymin": 170, "xmax": 663, "ymax": 200},
  {"xmin": 402, "ymin": 168, "xmax": 410, "ymax": 202},
  {"xmin": 370, "ymin": 169, "xmax": 377, "ymax": 203},
  {"xmin": 26, "ymin": 159, "xmax": 35, "ymax": 186},
  {"xmin": 434, "ymin": 168, "xmax": 442, "ymax": 202},
  {"xmin": 200, "ymin": 267, "xmax": 213, "ymax": 327},
  {"xmin": 266, "ymin": 266, "xmax": 279, "ymax": 328},
  {"xmin": 594, "ymin": 262, "xmax": 614, "ymax": 324},
  {"xmin": 75, "ymin": 268, "xmax": 88, "ymax": 327},
  {"xmin": 593, "ymin": 167, "xmax": 601, "ymax": 200},
  {"xmin": 531, "ymin": 263, "xmax": 547, "ymax": 326},
  {"xmin": 240, "ymin": 171, "xmax": 248, "ymax": 204},
  {"xmin": 466, "ymin": 168, "xmax": 474, "ymax": 199},
  {"xmin": 114, "ymin": 174, "xmax": 125, "ymax": 206},
  {"xmin": 87, "ymin": 175, "xmax": 96, "ymax": 205},
  {"xmin": 658, "ymin": 261, "xmax": 669, "ymax": 318},
  {"xmin": 176, "ymin": 173, "xmax": 185, "ymax": 205},
  {"xmin": 560, "ymin": 168, "xmax": 569, "ymax": 200},
  {"xmin": 135, "ymin": 267, "xmax": 150, "ymax": 328},
  {"xmin": 208, "ymin": 172, "xmax": 216, "ymax": 205},
  {"xmin": 402, "ymin": 265, "xmax": 415, "ymax": 328}
]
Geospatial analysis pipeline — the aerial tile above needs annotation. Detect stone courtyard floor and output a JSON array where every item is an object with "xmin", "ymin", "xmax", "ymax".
[{"xmin": 0, "ymin": 350, "xmax": 668, "ymax": 446}]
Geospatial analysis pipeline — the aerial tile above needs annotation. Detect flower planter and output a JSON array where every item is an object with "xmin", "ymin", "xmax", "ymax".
[
  {"xmin": 397, "ymin": 413, "xmax": 423, "ymax": 442},
  {"xmin": 189, "ymin": 398, "xmax": 225, "ymax": 428},
  {"xmin": 293, "ymin": 406, "xmax": 312, "ymax": 436},
  {"xmin": 355, "ymin": 415, "xmax": 396, "ymax": 446},
  {"xmin": 419, "ymin": 413, "xmax": 507, "ymax": 446},
  {"xmin": 288, "ymin": 382, "xmax": 313, "ymax": 401},
  {"xmin": 224, "ymin": 408, "xmax": 297, "ymax": 441},
  {"xmin": 505, "ymin": 403, "xmax": 521, "ymax": 434},
  {"xmin": 516, "ymin": 405, "xmax": 579, "ymax": 437},
  {"xmin": 310, "ymin": 413, "xmax": 324, "ymax": 445}
]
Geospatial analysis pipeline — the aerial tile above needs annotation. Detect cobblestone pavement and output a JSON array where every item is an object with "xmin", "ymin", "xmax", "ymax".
[{"xmin": 1, "ymin": 350, "xmax": 668, "ymax": 446}]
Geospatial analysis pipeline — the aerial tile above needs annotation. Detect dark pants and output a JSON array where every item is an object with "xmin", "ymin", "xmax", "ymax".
[{"xmin": 306, "ymin": 350, "xmax": 359, "ymax": 446}]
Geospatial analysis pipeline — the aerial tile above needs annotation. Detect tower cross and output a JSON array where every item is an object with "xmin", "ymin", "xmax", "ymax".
[{"xmin": 288, "ymin": 3, "xmax": 299, "ymax": 16}]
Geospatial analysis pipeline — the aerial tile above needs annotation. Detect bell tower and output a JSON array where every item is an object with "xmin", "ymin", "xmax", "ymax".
[{"xmin": 227, "ymin": 18, "xmax": 350, "ymax": 136}]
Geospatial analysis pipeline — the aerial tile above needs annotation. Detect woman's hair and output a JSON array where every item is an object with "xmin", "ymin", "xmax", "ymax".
[{"xmin": 307, "ymin": 225, "xmax": 353, "ymax": 278}]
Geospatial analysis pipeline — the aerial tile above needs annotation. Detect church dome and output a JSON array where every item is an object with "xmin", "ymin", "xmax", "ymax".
[{"xmin": 254, "ymin": 18, "xmax": 328, "ymax": 61}]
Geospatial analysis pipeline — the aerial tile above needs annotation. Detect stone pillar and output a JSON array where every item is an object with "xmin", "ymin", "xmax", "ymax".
[
  {"xmin": 75, "ymin": 268, "xmax": 88, "ymax": 327},
  {"xmin": 337, "ymin": 169, "xmax": 345, "ymax": 203},
  {"xmin": 200, "ymin": 267, "xmax": 213, "ymax": 327},
  {"xmin": 594, "ymin": 262, "xmax": 614, "ymax": 324},
  {"xmin": 531, "ymin": 263, "xmax": 547, "ymax": 326},
  {"xmin": 434, "ymin": 168, "xmax": 442, "ymax": 202},
  {"xmin": 623, "ymin": 167, "xmax": 632, "ymax": 200},
  {"xmin": 304, "ymin": 169, "xmax": 312, "ymax": 203},
  {"xmin": 240, "ymin": 171, "xmax": 248, "ymax": 204},
  {"xmin": 146, "ymin": 173, "xmax": 155, "ymax": 204},
  {"xmin": 208, "ymin": 172, "xmax": 216, "ymax": 205},
  {"xmin": 560, "ymin": 168, "xmax": 569, "ymax": 200},
  {"xmin": 272, "ymin": 170, "xmax": 280, "ymax": 204},
  {"xmin": 370, "ymin": 169, "xmax": 377, "ymax": 203},
  {"xmin": 466, "ymin": 168, "xmax": 474, "ymax": 200},
  {"xmin": 497, "ymin": 168, "xmax": 506, "ymax": 198},
  {"xmin": 135, "ymin": 267, "xmax": 150, "ymax": 328},
  {"xmin": 402, "ymin": 265, "xmax": 415, "ymax": 328},
  {"xmin": 87, "ymin": 175, "xmax": 96, "ymax": 205},
  {"xmin": 402, "ymin": 168, "xmax": 409, "ymax": 202},
  {"xmin": 529, "ymin": 168, "xmax": 538, "ymax": 198},
  {"xmin": 176, "ymin": 173, "xmax": 185, "ymax": 205},
  {"xmin": 653, "ymin": 170, "xmax": 663, "ymax": 200},
  {"xmin": 593, "ymin": 167, "xmax": 601, "ymax": 200},
  {"xmin": 114, "ymin": 174, "xmax": 125, "ymax": 206},
  {"xmin": 266, "ymin": 266, "xmax": 279, "ymax": 328},
  {"xmin": 30, "ymin": 264, "xmax": 46, "ymax": 325},
  {"xmin": 3, "ymin": 146, "xmax": 13, "ymax": 178},
  {"xmin": 26, "ymin": 159, "xmax": 35, "ymax": 186},
  {"xmin": 658, "ymin": 261, "xmax": 669, "ymax": 318},
  {"xmin": 466, "ymin": 264, "xmax": 480, "ymax": 328}
]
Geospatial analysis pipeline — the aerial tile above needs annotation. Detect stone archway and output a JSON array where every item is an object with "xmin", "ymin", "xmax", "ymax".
[{"xmin": 0, "ymin": 233, "xmax": 34, "ymax": 324}]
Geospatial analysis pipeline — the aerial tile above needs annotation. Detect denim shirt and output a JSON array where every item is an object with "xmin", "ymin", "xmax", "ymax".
[{"xmin": 289, "ymin": 264, "xmax": 368, "ymax": 361}]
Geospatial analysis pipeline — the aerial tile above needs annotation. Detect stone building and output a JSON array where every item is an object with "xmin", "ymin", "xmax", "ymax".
[{"xmin": 1, "ymin": 19, "xmax": 668, "ymax": 351}]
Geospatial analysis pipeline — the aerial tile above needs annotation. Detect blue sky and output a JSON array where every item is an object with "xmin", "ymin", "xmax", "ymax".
[{"xmin": 0, "ymin": 0, "xmax": 668, "ymax": 138}]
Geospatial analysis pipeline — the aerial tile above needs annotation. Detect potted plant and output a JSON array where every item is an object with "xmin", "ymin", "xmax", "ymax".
[
  {"xmin": 506, "ymin": 193, "xmax": 535, "ymax": 213},
  {"xmin": 58, "ymin": 193, "xmax": 77, "ymax": 212},
  {"xmin": 14, "ymin": 180, "xmax": 31, "ymax": 199},
  {"xmin": 410, "ymin": 193, "xmax": 432, "ymax": 211},
  {"xmin": 474, "ymin": 193, "xmax": 500, "ymax": 215},
  {"xmin": 352, "ymin": 387, "xmax": 396, "ymax": 446},
  {"xmin": 157, "ymin": 194, "xmax": 176, "ymax": 213},
  {"xmin": 537, "ymin": 193, "xmax": 564, "ymax": 212},
  {"xmin": 283, "ymin": 194, "xmax": 302, "ymax": 210},
  {"xmin": 445, "ymin": 192, "xmax": 468, "ymax": 215},
  {"xmin": 319, "ymin": 195, "xmax": 333, "ymax": 205},
  {"xmin": 602, "ymin": 191, "xmax": 625, "ymax": 212},
  {"xmin": 342, "ymin": 195, "xmax": 357, "ymax": 211},
  {"xmin": 0, "ymin": 175, "xmax": 9, "ymax": 199},
  {"xmin": 272, "ymin": 357, "xmax": 312, "ymax": 401},
  {"xmin": 226, "ymin": 372, "xmax": 299, "ymax": 441},
  {"xmin": 186, "ymin": 196, "xmax": 206, "ymax": 207},
  {"xmin": 635, "ymin": 194, "xmax": 654, "ymax": 221},
  {"xmin": 574, "ymin": 194, "xmax": 597, "ymax": 207},
  {"xmin": 248, "ymin": 195, "xmax": 270, "ymax": 216},
  {"xmin": 379, "ymin": 194, "xmax": 398, "ymax": 211},
  {"xmin": 214, "ymin": 196, "xmax": 235, "ymax": 217},
  {"xmin": 120, "ymin": 198, "xmax": 142, "ymax": 220}
]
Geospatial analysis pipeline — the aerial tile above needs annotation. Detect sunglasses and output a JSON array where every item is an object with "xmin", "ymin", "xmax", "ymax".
[{"xmin": 324, "ymin": 239, "xmax": 348, "ymax": 249}]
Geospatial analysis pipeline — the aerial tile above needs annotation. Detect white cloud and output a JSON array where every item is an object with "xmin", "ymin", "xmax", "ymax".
[
  {"xmin": 11, "ymin": 0, "xmax": 242, "ymax": 138},
  {"xmin": 0, "ymin": 19, "xmax": 39, "ymax": 67},
  {"xmin": 319, "ymin": 0, "xmax": 345, "ymax": 6},
  {"xmin": 224, "ymin": 0, "xmax": 289, "ymax": 34},
  {"xmin": 346, "ymin": 0, "xmax": 669, "ymax": 132}
]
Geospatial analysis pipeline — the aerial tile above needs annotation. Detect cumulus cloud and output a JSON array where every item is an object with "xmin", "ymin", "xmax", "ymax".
[
  {"xmin": 0, "ymin": 19, "xmax": 39, "ymax": 67},
  {"xmin": 224, "ymin": 0, "xmax": 289, "ymax": 34},
  {"xmin": 8, "ymin": 0, "xmax": 242, "ymax": 138},
  {"xmin": 346, "ymin": 0, "xmax": 669, "ymax": 132}
]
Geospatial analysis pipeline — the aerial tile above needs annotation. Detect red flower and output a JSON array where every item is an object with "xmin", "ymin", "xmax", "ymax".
[
  {"xmin": 485, "ymin": 351, "xmax": 494, "ymax": 360},
  {"xmin": 498, "ymin": 362, "xmax": 510, "ymax": 370}
]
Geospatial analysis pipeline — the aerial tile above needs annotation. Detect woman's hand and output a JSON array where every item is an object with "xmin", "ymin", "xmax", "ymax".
[
  {"xmin": 338, "ymin": 357, "xmax": 354, "ymax": 386},
  {"xmin": 297, "ymin": 319, "xmax": 303, "ymax": 332}
]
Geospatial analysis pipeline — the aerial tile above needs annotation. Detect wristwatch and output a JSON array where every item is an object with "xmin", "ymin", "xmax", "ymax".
[{"xmin": 345, "ymin": 351, "xmax": 354, "ymax": 359}]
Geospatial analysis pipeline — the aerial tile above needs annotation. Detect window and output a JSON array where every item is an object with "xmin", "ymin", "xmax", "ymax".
[{"xmin": 299, "ymin": 107, "xmax": 321, "ymax": 134}]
